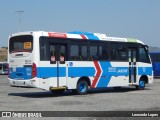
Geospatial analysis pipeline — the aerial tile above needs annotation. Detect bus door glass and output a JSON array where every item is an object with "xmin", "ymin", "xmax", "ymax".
[
  {"xmin": 50, "ymin": 43, "xmax": 67, "ymax": 87},
  {"xmin": 128, "ymin": 48, "xmax": 137, "ymax": 84}
]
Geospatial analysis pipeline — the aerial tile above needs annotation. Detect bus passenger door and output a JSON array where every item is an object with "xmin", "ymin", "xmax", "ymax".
[
  {"xmin": 128, "ymin": 48, "xmax": 137, "ymax": 84},
  {"xmin": 50, "ymin": 44, "xmax": 67, "ymax": 87}
]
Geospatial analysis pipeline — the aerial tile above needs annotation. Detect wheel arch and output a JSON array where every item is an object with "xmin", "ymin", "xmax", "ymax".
[
  {"xmin": 139, "ymin": 75, "xmax": 148, "ymax": 84},
  {"xmin": 77, "ymin": 76, "xmax": 91, "ymax": 87}
]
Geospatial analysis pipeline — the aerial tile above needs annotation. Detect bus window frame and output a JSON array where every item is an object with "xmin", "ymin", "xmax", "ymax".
[
  {"xmin": 109, "ymin": 42, "xmax": 128, "ymax": 62},
  {"xmin": 9, "ymin": 35, "xmax": 33, "ymax": 53},
  {"xmin": 138, "ymin": 45, "xmax": 151, "ymax": 63}
]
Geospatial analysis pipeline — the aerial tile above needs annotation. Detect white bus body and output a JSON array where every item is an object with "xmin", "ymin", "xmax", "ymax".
[
  {"xmin": 0, "ymin": 62, "xmax": 8, "ymax": 75},
  {"xmin": 8, "ymin": 31, "xmax": 153, "ymax": 94}
]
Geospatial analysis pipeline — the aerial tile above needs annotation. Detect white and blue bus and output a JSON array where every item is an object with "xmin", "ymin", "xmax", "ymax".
[
  {"xmin": 0, "ymin": 62, "xmax": 8, "ymax": 75},
  {"xmin": 149, "ymin": 52, "xmax": 160, "ymax": 77},
  {"xmin": 8, "ymin": 31, "xmax": 153, "ymax": 95}
]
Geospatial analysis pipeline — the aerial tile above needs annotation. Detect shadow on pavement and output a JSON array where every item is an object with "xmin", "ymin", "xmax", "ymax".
[{"xmin": 8, "ymin": 87, "xmax": 151, "ymax": 98}]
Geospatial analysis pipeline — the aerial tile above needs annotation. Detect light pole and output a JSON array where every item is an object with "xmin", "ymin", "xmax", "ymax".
[{"xmin": 15, "ymin": 11, "xmax": 24, "ymax": 32}]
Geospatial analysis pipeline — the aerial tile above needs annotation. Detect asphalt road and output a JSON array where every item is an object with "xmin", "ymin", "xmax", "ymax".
[{"xmin": 0, "ymin": 75, "xmax": 160, "ymax": 120}]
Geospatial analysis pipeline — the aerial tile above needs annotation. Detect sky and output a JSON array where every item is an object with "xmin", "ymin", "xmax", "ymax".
[{"xmin": 0, "ymin": 0, "xmax": 160, "ymax": 47}]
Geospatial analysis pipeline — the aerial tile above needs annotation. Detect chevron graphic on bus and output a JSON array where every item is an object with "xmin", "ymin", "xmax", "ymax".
[{"xmin": 91, "ymin": 61, "xmax": 102, "ymax": 88}]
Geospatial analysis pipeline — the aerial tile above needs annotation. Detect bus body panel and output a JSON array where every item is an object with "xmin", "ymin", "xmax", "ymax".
[
  {"xmin": 38, "ymin": 61, "xmax": 67, "ymax": 90},
  {"xmin": 9, "ymin": 54, "xmax": 33, "ymax": 80},
  {"xmin": 137, "ymin": 62, "xmax": 153, "ymax": 84},
  {"xmin": 153, "ymin": 63, "xmax": 160, "ymax": 76},
  {"xmin": 149, "ymin": 52, "xmax": 160, "ymax": 77},
  {"xmin": 8, "ymin": 31, "xmax": 153, "ymax": 92}
]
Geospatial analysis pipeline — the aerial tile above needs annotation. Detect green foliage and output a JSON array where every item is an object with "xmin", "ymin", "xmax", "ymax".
[
  {"xmin": 0, "ymin": 50, "xmax": 7, "ymax": 62},
  {"xmin": 0, "ymin": 55, "xmax": 7, "ymax": 62}
]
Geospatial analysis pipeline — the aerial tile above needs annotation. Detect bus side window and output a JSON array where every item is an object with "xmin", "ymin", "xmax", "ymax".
[
  {"xmin": 40, "ymin": 38, "xmax": 48, "ymax": 61},
  {"xmin": 117, "ymin": 46, "xmax": 127, "ymax": 61},
  {"xmin": 99, "ymin": 45, "xmax": 108, "ymax": 60},
  {"xmin": 110, "ymin": 46, "xmax": 118, "ymax": 60},
  {"xmin": 111, "ymin": 49, "xmax": 118, "ymax": 60},
  {"xmin": 80, "ymin": 45, "xmax": 87, "ymax": 60},
  {"xmin": 70, "ymin": 45, "xmax": 80, "ymax": 61},
  {"xmin": 88, "ymin": 44, "xmax": 108, "ymax": 61},
  {"xmin": 89, "ymin": 46, "xmax": 98, "ymax": 60},
  {"xmin": 109, "ymin": 43, "xmax": 127, "ymax": 61}
]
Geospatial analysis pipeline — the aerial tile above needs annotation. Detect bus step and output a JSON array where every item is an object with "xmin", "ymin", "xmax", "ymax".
[{"xmin": 50, "ymin": 86, "xmax": 66, "ymax": 90}]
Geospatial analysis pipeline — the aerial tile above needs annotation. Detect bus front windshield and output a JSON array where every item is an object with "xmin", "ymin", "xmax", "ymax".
[{"xmin": 9, "ymin": 35, "xmax": 33, "ymax": 53}]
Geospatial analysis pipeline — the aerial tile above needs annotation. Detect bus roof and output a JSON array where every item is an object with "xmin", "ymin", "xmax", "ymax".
[{"xmin": 10, "ymin": 31, "xmax": 144, "ymax": 44}]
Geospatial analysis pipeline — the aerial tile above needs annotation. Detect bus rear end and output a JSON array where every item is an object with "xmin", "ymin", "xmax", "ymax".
[{"xmin": 8, "ymin": 33, "xmax": 37, "ymax": 87}]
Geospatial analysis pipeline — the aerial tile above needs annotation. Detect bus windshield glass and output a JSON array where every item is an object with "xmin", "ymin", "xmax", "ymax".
[{"xmin": 9, "ymin": 35, "xmax": 33, "ymax": 53}]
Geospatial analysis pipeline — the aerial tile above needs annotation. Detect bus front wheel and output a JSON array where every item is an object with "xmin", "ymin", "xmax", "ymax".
[{"xmin": 136, "ymin": 79, "xmax": 145, "ymax": 90}]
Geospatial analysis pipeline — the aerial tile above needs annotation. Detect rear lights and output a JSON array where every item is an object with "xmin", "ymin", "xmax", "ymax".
[{"xmin": 32, "ymin": 63, "xmax": 37, "ymax": 78}]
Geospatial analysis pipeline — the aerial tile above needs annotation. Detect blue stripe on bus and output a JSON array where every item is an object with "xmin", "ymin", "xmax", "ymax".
[
  {"xmin": 37, "ymin": 67, "xmax": 66, "ymax": 78},
  {"xmin": 67, "ymin": 31, "xmax": 100, "ymax": 40},
  {"xmin": 138, "ymin": 67, "xmax": 152, "ymax": 75},
  {"xmin": 86, "ymin": 35, "xmax": 100, "ymax": 40},
  {"xmin": 68, "ymin": 67, "xmax": 95, "ymax": 77},
  {"xmin": 37, "ymin": 67, "xmax": 95, "ymax": 78},
  {"xmin": 9, "ymin": 67, "xmax": 32, "ymax": 80},
  {"xmin": 10, "ymin": 64, "xmax": 152, "ymax": 82}
]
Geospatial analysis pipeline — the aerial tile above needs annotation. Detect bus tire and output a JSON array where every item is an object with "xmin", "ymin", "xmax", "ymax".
[
  {"xmin": 136, "ymin": 79, "xmax": 145, "ymax": 90},
  {"xmin": 76, "ymin": 80, "xmax": 88, "ymax": 95}
]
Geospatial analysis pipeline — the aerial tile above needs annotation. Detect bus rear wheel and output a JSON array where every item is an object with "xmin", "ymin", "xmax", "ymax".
[
  {"xmin": 136, "ymin": 79, "xmax": 145, "ymax": 90},
  {"xmin": 76, "ymin": 80, "xmax": 88, "ymax": 95}
]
